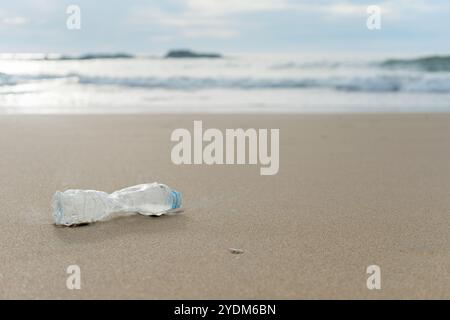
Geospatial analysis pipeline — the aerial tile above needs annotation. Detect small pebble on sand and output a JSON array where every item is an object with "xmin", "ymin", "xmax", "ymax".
[{"xmin": 229, "ymin": 248, "xmax": 244, "ymax": 254}]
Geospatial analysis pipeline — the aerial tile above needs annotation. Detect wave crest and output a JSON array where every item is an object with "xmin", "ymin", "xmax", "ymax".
[
  {"xmin": 2, "ymin": 72, "xmax": 450, "ymax": 93},
  {"xmin": 381, "ymin": 56, "xmax": 450, "ymax": 72}
]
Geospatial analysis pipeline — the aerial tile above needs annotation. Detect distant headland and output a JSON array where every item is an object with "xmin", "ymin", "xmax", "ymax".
[{"xmin": 164, "ymin": 49, "xmax": 222, "ymax": 59}]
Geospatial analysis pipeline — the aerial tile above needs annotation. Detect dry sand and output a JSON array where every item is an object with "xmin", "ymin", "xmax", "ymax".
[{"xmin": 1, "ymin": 114, "xmax": 450, "ymax": 299}]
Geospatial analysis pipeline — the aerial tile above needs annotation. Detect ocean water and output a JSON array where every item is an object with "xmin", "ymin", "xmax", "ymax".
[{"xmin": 1, "ymin": 53, "xmax": 450, "ymax": 113}]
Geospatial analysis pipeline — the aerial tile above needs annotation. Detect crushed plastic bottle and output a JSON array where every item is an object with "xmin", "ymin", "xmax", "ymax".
[{"xmin": 52, "ymin": 183, "xmax": 182, "ymax": 226}]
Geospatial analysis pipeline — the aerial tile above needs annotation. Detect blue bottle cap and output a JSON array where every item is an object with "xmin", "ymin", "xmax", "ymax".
[{"xmin": 171, "ymin": 190, "xmax": 182, "ymax": 210}]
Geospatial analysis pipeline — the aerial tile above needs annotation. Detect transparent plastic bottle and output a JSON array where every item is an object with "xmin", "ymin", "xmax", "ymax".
[{"xmin": 52, "ymin": 183, "xmax": 182, "ymax": 226}]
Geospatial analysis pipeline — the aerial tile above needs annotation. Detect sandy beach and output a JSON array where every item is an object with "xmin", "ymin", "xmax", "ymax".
[{"xmin": 1, "ymin": 113, "xmax": 450, "ymax": 299}]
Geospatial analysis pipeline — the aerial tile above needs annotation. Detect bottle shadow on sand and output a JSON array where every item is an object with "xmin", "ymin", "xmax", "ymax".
[{"xmin": 52, "ymin": 209, "xmax": 188, "ymax": 245}]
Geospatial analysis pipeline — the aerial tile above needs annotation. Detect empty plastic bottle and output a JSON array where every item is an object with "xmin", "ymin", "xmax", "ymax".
[{"xmin": 52, "ymin": 183, "xmax": 182, "ymax": 226}]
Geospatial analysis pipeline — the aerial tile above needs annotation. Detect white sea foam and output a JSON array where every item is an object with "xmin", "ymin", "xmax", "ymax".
[{"xmin": 0, "ymin": 54, "xmax": 449, "ymax": 113}]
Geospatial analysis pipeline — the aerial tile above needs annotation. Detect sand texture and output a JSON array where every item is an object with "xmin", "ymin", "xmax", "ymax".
[{"xmin": 0, "ymin": 114, "xmax": 450, "ymax": 299}]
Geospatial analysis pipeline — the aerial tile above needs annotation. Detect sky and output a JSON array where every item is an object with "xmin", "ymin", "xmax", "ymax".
[{"xmin": 0, "ymin": 0, "xmax": 449, "ymax": 55}]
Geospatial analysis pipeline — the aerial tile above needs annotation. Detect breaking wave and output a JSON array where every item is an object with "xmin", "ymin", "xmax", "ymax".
[
  {"xmin": 2, "ymin": 72, "xmax": 450, "ymax": 93},
  {"xmin": 381, "ymin": 56, "xmax": 450, "ymax": 72}
]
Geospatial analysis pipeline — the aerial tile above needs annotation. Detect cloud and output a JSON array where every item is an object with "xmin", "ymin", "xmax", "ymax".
[
  {"xmin": 322, "ymin": 0, "xmax": 450, "ymax": 17},
  {"xmin": 184, "ymin": 0, "xmax": 290, "ymax": 16},
  {"xmin": 181, "ymin": 28, "xmax": 236, "ymax": 38},
  {"xmin": 127, "ymin": 0, "xmax": 450, "ymax": 43},
  {"xmin": 327, "ymin": 4, "xmax": 373, "ymax": 15},
  {"xmin": 128, "ymin": 3, "xmax": 241, "ymax": 39},
  {"xmin": 1, "ymin": 16, "xmax": 28, "ymax": 26},
  {"xmin": 0, "ymin": 9, "xmax": 28, "ymax": 26}
]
